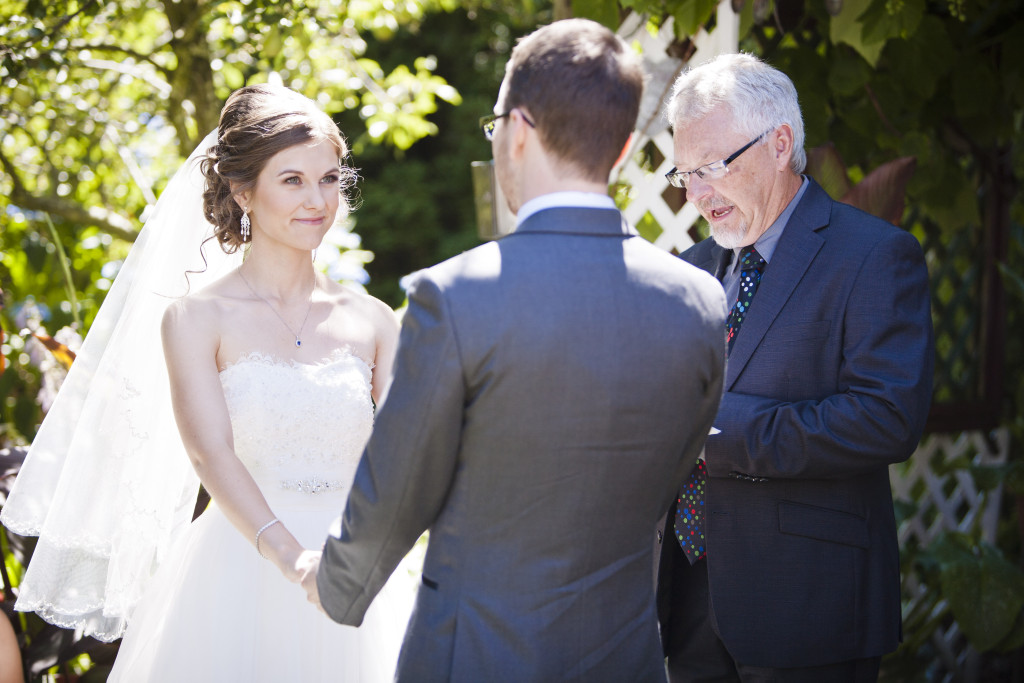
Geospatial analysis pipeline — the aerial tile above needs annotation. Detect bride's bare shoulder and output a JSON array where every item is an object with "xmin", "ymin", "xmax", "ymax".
[
  {"xmin": 324, "ymin": 279, "xmax": 398, "ymax": 325},
  {"xmin": 161, "ymin": 269, "xmax": 245, "ymax": 334}
]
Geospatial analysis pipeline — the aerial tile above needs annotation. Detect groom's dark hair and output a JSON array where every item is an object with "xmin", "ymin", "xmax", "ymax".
[{"xmin": 501, "ymin": 19, "xmax": 644, "ymax": 183}]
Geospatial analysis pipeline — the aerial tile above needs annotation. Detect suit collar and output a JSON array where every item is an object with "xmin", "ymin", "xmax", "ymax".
[
  {"xmin": 510, "ymin": 207, "xmax": 636, "ymax": 238},
  {"xmin": 724, "ymin": 179, "xmax": 832, "ymax": 388},
  {"xmin": 516, "ymin": 191, "xmax": 616, "ymax": 224},
  {"xmin": 690, "ymin": 243, "xmax": 729, "ymax": 279}
]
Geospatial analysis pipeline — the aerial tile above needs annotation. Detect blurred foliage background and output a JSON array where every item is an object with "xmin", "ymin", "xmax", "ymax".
[{"xmin": 1, "ymin": 0, "xmax": 1022, "ymax": 679}]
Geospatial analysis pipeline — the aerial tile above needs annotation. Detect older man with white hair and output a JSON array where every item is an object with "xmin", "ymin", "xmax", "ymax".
[{"xmin": 656, "ymin": 53, "xmax": 934, "ymax": 682}]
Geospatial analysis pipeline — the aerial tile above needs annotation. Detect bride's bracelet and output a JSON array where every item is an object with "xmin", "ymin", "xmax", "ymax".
[{"xmin": 255, "ymin": 518, "xmax": 281, "ymax": 559}]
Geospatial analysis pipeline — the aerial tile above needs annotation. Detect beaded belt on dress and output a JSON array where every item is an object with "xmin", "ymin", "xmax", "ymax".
[{"xmin": 279, "ymin": 475, "xmax": 343, "ymax": 494}]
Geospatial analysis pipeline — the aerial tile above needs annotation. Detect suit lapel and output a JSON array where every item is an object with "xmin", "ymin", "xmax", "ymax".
[
  {"xmin": 725, "ymin": 181, "xmax": 832, "ymax": 389},
  {"xmin": 689, "ymin": 242, "xmax": 725, "ymax": 276},
  {"xmin": 713, "ymin": 247, "xmax": 733, "ymax": 281}
]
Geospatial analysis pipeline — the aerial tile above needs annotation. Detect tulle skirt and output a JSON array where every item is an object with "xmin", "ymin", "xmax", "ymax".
[{"xmin": 109, "ymin": 487, "xmax": 415, "ymax": 682}]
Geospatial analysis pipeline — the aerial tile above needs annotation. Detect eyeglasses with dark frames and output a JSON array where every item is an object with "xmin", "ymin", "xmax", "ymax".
[
  {"xmin": 665, "ymin": 128, "xmax": 773, "ymax": 189},
  {"xmin": 480, "ymin": 109, "xmax": 536, "ymax": 141}
]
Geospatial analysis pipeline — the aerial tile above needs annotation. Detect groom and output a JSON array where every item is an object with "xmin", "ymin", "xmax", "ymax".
[{"xmin": 304, "ymin": 19, "xmax": 727, "ymax": 681}]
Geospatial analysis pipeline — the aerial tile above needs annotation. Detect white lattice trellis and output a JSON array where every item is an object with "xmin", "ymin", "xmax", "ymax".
[
  {"xmin": 890, "ymin": 428, "xmax": 1009, "ymax": 682},
  {"xmin": 892, "ymin": 429, "xmax": 1008, "ymax": 548}
]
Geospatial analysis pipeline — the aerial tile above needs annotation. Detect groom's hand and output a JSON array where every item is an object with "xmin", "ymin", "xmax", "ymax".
[{"xmin": 297, "ymin": 550, "xmax": 326, "ymax": 615}]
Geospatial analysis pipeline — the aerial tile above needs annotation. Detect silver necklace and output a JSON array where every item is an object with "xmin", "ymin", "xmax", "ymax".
[{"xmin": 238, "ymin": 268, "xmax": 315, "ymax": 348}]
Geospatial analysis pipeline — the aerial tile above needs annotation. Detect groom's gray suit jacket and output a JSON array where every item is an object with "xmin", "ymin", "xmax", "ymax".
[{"xmin": 318, "ymin": 206, "xmax": 727, "ymax": 682}]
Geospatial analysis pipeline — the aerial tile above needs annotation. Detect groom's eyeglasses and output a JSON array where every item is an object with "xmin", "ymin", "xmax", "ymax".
[{"xmin": 480, "ymin": 109, "xmax": 536, "ymax": 141}]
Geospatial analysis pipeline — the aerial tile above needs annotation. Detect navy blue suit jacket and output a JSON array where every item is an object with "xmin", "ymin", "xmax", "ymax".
[{"xmin": 659, "ymin": 178, "xmax": 934, "ymax": 667}]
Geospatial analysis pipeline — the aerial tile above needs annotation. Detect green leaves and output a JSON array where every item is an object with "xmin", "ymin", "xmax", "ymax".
[
  {"xmin": 0, "ymin": 0, "xmax": 464, "ymax": 239},
  {"xmin": 357, "ymin": 57, "xmax": 464, "ymax": 151},
  {"xmin": 830, "ymin": 0, "xmax": 885, "ymax": 65},
  {"xmin": 671, "ymin": 0, "xmax": 720, "ymax": 37},
  {"xmin": 826, "ymin": 52, "xmax": 871, "ymax": 97},
  {"xmin": 572, "ymin": 0, "xmax": 621, "ymax": 30},
  {"xmin": 930, "ymin": 534, "xmax": 1024, "ymax": 653},
  {"xmin": 860, "ymin": 0, "xmax": 923, "ymax": 44},
  {"xmin": 891, "ymin": 17, "xmax": 953, "ymax": 100},
  {"xmin": 830, "ymin": 0, "xmax": 923, "ymax": 66},
  {"xmin": 950, "ymin": 60, "xmax": 999, "ymax": 121}
]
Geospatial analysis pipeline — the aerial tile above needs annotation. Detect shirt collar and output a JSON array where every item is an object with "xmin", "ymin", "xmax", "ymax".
[{"xmin": 516, "ymin": 192, "xmax": 616, "ymax": 227}]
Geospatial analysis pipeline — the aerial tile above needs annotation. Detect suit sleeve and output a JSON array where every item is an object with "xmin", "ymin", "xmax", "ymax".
[
  {"xmin": 706, "ymin": 229, "xmax": 934, "ymax": 480},
  {"xmin": 317, "ymin": 274, "xmax": 465, "ymax": 625}
]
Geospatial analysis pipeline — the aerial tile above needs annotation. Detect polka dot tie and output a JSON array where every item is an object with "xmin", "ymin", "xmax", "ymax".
[
  {"xmin": 725, "ymin": 246, "xmax": 767, "ymax": 353},
  {"xmin": 674, "ymin": 245, "xmax": 766, "ymax": 564},
  {"xmin": 674, "ymin": 459, "xmax": 707, "ymax": 563}
]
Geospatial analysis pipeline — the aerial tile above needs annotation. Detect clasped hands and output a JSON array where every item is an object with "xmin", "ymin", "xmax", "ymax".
[{"xmin": 294, "ymin": 550, "xmax": 327, "ymax": 615}]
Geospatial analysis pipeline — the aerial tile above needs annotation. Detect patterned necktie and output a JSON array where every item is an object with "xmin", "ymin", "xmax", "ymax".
[
  {"xmin": 674, "ymin": 245, "xmax": 766, "ymax": 564},
  {"xmin": 725, "ymin": 246, "xmax": 767, "ymax": 353},
  {"xmin": 674, "ymin": 460, "xmax": 707, "ymax": 563}
]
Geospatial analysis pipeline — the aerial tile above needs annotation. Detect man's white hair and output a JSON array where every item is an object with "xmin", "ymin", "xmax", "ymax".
[{"xmin": 665, "ymin": 52, "xmax": 806, "ymax": 174}]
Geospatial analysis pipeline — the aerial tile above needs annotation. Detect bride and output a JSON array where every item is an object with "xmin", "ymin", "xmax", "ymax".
[{"xmin": 1, "ymin": 84, "xmax": 414, "ymax": 681}]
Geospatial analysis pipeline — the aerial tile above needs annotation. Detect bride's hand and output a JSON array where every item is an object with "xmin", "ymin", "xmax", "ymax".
[
  {"xmin": 278, "ymin": 548, "xmax": 317, "ymax": 582},
  {"xmin": 296, "ymin": 550, "xmax": 327, "ymax": 614},
  {"xmin": 294, "ymin": 549, "xmax": 321, "ymax": 582}
]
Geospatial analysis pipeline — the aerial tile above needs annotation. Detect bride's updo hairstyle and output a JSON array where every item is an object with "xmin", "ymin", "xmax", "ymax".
[{"xmin": 200, "ymin": 84, "xmax": 356, "ymax": 253}]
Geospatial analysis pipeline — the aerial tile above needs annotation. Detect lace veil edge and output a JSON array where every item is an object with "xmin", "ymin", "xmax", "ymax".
[{"xmin": 0, "ymin": 131, "xmax": 243, "ymax": 639}]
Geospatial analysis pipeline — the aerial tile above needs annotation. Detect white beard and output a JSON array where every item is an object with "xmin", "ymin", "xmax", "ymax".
[{"xmin": 708, "ymin": 218, "xmax": 749, "ymax": 250}]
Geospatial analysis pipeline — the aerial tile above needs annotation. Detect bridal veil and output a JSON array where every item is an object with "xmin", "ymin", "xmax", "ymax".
[{"xmin": 1, "ymin": 131, "xmax": 242, "ymax": 641}]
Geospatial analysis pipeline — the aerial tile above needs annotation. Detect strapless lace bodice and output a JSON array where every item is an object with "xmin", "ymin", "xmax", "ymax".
[
  {"xmin": 219, "ymin": 350, "xmax": 374, "ymax": 495},
  {"xmin": 110, "ymin": 350, "xmax": 410, "ymax": 683}
]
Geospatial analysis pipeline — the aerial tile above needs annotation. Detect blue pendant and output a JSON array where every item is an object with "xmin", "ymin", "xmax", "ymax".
[{"xmin": 295, "ymin": 339, "xmax": 302, "ymax": 347}]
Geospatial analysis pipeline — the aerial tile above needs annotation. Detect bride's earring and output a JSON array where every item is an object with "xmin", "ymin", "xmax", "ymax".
[{"xmin": 240, "ymin": 209, "xmax": 251, "ymax": 240}]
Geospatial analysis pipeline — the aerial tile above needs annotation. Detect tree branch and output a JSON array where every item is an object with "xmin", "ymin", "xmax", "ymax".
[
  {"xmin": 0, "ymin": 148, "xmax": 27, "ymax": 196},
  {"xmin": 76, "ymin": 42, "xmax": 173, "ymax": 78},
  {"xmin": 1, "ymin": 149, "xmax": 137, "ymax": 241},
  {"xmin": 0, "ymin": 0, "xmax": 101, "ymax": 60},
  {"xmin": 80, "ymin": 57, "xmax": 172, "ymax": 97},
  {"xmin": 164, "ymin": 0, "xmax": 219, "ymax": 155},
  {"xmin": 10, "ymin": 190, "xmax": 138, "ymax": 243}
]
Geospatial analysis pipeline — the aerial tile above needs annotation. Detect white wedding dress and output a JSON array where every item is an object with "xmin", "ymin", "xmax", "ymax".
[{"xmin": 109, "ymin": 350, "xmax": 414, "ymax": 682}]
